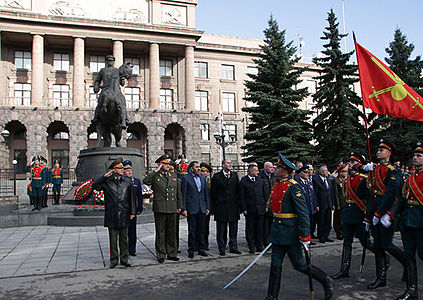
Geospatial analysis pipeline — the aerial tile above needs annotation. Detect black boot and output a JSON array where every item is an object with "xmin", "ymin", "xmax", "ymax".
[
  {"xmin": 265, "ymin": 266, "xmax": 282, "ymax": 300},
  {"xmin": 332, "ymin": 244, "xmax": 352, "ymax": 279},
  {"xmin": 309, "ymin": 265, "xmax": 333, "ymax": 300},
  {"xmin": 396, "ymin": 258, "xmax": 418, "ymax": 300},
  {"xmin": 367, "ymin": 251, "xmax": 386, "ymax": 289},
  {"xmin": 387, "ymin": 245, "xmax": 407, "ymax": 281},
  {"xmin": 32, "ymin": 196, "xmax": 40, "ymax": 211}
]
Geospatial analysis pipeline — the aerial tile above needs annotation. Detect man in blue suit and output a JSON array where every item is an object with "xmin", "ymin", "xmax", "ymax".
[{"xmin": 181, "ymin": 161, "xmax": 210, "ymax": 258}]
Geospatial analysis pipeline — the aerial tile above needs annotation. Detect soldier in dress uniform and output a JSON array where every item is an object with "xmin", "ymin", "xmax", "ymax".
[
  {"xmin": 332, "ymin": 160, "xmax": 347, "ymax": 240},
  {"xmin": 51, "ymin": 160, "xmax": 63, "ymax": 205},
  {"xmin": 26, "ymin": 156, "xmax": 45, "ymax": 211},
  {"xmin": 390, "ymin": 142, "xmax": 423, "ymax": 300},
  {"xmin": 143, "ymin": 154, "xmax": 183, "ymax": 263},
  {"xmin": 361, "ymin": 138, "xmax": 406, "ymax": 289},
  {"xmin": 333, "ymin": 151, "xmax": 375, "ymax": 279},
  {"xmin": 40, "ymin": 156, "xmax": 50, "ymax": 208},
  {"xmin": 123, "ymin": 160, "xmax": 143, "ymax": 256},
  {"xmin": 265, "ymin": 153, "xmax": 333, "ymax": 300},
  {"xmin": 176, "ymin": 154, "xmax": 189, "ymax": 179}
]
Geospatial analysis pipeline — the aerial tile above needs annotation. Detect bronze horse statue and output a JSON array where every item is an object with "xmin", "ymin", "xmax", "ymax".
[{"xmin": 94, "ymin": 62, "xmax": 133, "ymax": 147}]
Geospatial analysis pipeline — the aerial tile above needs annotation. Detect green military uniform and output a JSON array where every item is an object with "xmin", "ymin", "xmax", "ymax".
[
  {"xmin": 143, "ymin": 154, "xmax": 182, "ymax": 262},
  {"xmin": 265, "ymin": 153, "xmax": 332, "ymax": 300},
  {"xmin": 391, "ymin": 141, "xmax": 423, "ymax": 300},
  {"xmin": 364, "ymin": 138, "xmax": 406, "ymax": 289},
  {"xmin": 333, "ymin": 152, "xmax": 375, "ymax": 279}
]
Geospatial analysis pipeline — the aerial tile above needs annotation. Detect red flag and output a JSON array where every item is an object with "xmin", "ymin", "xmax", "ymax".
[{"xmin": 355, "ymin": 42, "xmax": 423, "ymax": 121}]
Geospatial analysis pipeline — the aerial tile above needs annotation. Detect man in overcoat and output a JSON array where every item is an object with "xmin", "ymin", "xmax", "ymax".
[
  {"xmin": 211, "ymin": 159, "xmax": 241, "ymax": 256},
  {"xmin": 93, "ymin": 158, "xmax": 136, "ymax": 268}
]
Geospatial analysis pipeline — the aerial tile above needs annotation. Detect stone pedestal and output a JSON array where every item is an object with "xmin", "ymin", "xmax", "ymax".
[{"xmin": 74, "ymin": 147, "xmax": 145, "ymax": 183}]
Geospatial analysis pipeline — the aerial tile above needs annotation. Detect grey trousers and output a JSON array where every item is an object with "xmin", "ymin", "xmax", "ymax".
[
  {"xmin": 154, "ymin": 212, "xmax": 178, "ymax": 259},
  {"xmin": 108, "ymin": 227, "xmax": 129, "ymax": 265}
]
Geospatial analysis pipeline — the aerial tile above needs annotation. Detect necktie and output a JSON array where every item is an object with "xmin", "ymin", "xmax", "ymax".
[
  {"xmin": 324, "ymin": 178, "xmax": 328, "ymax": 189},
  {"xmin": 252, "ymin": 177, "xmax": 255, "ymax": 182}
]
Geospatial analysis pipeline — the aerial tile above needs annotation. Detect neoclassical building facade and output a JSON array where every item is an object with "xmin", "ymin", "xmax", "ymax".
[{"xmin": 0, "ymin": 0, "xmax": 320, "ymax": 176}]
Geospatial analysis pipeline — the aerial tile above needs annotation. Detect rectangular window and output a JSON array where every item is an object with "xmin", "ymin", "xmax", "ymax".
[
  {"xmin": 226, "ymin": 153, "xmax": 238, "ymax": 164},
  {"xmin": 200, "ymin": 124, "xmax": 210, "ymax": 141},
  {"xmin": 14, "ymin": 83, "xmax": 31, "ymax": 106},
  {"xmin": 90, "ymin": 55, "xmax": 105, "ymax": 73},
  {"xmin": 160, "ymin": 89, "xmax": 173, "ymax": 109},
  {"xmin": 53, "ymin": 53, "xmax": 70, "ymax": 71},
  {"xmin": 223, "ymin": 124, "xmax": 237, "ymax": 141},
  {"xmin": 222, "ymin": 92, "xmax": 236, "ymax": 112},
  {"xmin": 194, "ymin": 62, "xmax": 208, "ymax": 78},
  {"xmin": 51, "ymin": 149, "xmax": 69, "ymax": 169},
  {"xmin": 159, "ymin": 59, "xmax": 173, "ymax": 77},
  {"xmin": 125, "ymin": 87, "xmax": 140, "ymax": 109},
  {"xmin": 195, "ymin": 90, "xmax": 208, "ymax": 111},
  {"xmin": 201, "ymin": 153, "xmax": 211, "ymax": 164},
  {"xmin": 89, "ymin": 87, "xmax": 98, "ymax": 108},
  {"xmin": 14, "ymin": 149, "xmax": 27, "ymax": 174},
  {"xmin": 247, "ymin": 66, "xmax": 258, "ymax": 76},
  {"xmin": 124, "ymin": 57, "xmax": 140, "ymax": 75},
  {"xmin": 53, "ymin": 84, "xmax": 70, "ymax": 106},
  {"xmin": 15, "ymin": 51, "xmax": 32, "ymax": 70},
  {"xmin": 221, "ymin": 64, "xmax": 235, "ymax": 80}
]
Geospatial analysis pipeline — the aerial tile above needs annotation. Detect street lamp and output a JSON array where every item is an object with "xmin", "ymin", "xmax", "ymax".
[
  {"xmin": 12, "ymin": 159, "xmax": 17, "ymax": 196},
  {"xmin": 1, "ymin": 129, "xmax": 10, "ymax": 146},
  {"xmin": 213, "ymin": 129, "xmax": 236, "ymax": 161}
]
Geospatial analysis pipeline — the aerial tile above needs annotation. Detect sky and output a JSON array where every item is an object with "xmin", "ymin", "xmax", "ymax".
[{"xmin": 196, "ymin": 0, "xmax": 423, "ymax": 62}]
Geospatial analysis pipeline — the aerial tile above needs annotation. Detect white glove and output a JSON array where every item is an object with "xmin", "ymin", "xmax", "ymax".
[
  {"xmin": 363, "ymin": 220, "xmax": 371, "ymax": 232},
  {"xmin": 372, "ymin": 216, "xmax": 380, "ymax": 226},
  {"xmin": 300, "ymin": 240, "xmax": 310, "ymax": 252},
  {"xmin": 362, "ymin": 162, "xmax": 374, "ymax": 171},
  {"xmin": 381, "ymin": 214, "xmax": 392, "ymax": 228}
]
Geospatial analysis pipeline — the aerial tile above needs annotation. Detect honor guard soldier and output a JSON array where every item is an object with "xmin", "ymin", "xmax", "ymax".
[
  {"xmin": 27, "ymin": 156, "xmax": 45, "ymax": 211},
  {"xmin": 143, "ymin": 154, "xmax": 183, "ymax": 263},
  {"xmin": 40, "ymin": 156, "xmax": 50, "ymax": 208},
  {"xmin": 361, "ymin": 138, "xmax": 406, "ymax": 289},
  {"xmin": 333, "ymin": 152, "xmax": 375, "ymax": 279},
  {"xmin": 122, "ymin": 160, "xmax": 143, "ymax": 256},
  {"xmin": 51, "ymin": 160, "xmax": 63, "ymax": 205},
  {"xmin": 265, "ymin": 153, "xmax": 333, "ymax": 300},
  {"xmin": 390, "ymin": 142, "xmax": 423, "ymax": 300},
  {"xmin": 176, "ymin": 154, "xmax": 189, "ymax": 179}
]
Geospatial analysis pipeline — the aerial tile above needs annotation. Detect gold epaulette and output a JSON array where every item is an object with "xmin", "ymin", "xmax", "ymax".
[
  {"xmin": 288, "ymin": 179, "xmax": 298, "ymax": 184},
  {"xmin": 359, "ymin": 173, "xmax": 368, "ymax": 179},
  {"xmin": 388, "ymin": 164, "xmax": 395, "ymax": 171}
]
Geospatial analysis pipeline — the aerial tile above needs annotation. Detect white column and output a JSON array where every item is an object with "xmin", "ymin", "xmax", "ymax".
[
  {"xmin": 149, "ymin": 43, "xmax": 160, "ymax": 109},
  {"xmin": 185, "ymin": 45, "xmax": 195, "ymax": 110},
  {"xmin": 31, "ymin": 34, "xmax": 44, "ymax": 106},
  {"xmin": 73, "ymin": 37, "xmax": 85, "ymax": 107},
  {"xmin": 113, "ymin": 40, "xmax": 124, "ymax": 67}
]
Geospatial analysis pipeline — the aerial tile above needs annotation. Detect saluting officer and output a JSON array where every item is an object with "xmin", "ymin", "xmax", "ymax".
[
  {"xmin": 265, "ymin": 153, "xmax": 333, "ymax": 300},
  {"xmin": 390, "ymin": 142, "xmax": 423, "ymax": 300},
  {"xmin": 143, "ymin": 154, "xmax": 182, "ymax": 263},
  {"xmin": 361, "ymin": 138, "xmax": 406, "ymax": 289},
  {"xmin": 333, "ymin": 152, "xmax": 374, "ymax": 279},
  {"xmin": 26, "ymin": 156, "xmax": 45, "ymax": 211},
  {"xmin": 51, "ymin": 160, "xmax": 63, "ymax": 205}
]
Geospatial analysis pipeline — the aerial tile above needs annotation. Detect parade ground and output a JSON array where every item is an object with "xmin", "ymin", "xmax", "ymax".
[{"xmin": 0, "ymin": 218, "xmax": 421, "ymax": 299}]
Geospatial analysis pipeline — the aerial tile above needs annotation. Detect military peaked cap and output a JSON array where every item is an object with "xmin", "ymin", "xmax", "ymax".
[
  {"xmin": 122, "ymin": 160, "xmax": 132, "ymax": 169},
  {"xmin": 108, "ymin": 158, "xmax": 123, "ymax": 169},
  {"xmin": 275, "ymin": 153, "xmax": 298, "ymax": 172},
  {"xmin": 155, "ymin": 154, "xmax": 171, "ymax": 164},
  {"xmin": 377, "ymin": 138, "xmax": 396, "ymax": 154},
  {"xmin": 412, "ymin": 141, "xmax": 423, "ymax": 154}
]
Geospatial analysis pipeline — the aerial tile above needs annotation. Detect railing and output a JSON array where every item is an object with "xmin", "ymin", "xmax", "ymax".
[{"xmin": 0, "ymin": 169, "xmax": 14, "ymax": 195}]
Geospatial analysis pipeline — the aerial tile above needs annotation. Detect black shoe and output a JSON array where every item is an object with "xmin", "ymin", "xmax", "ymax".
[
  {"xmin": 249, "ymin": 248, "xmax": 255, "ymax": 254},
  {"xmin": 32, "ymin": 207, "xmax": 38, "ymax": 211},
  {"xmin": 230, "ymin": 249, "xmax": 241, "ymax": 254},
  {"xmin": 319, "ymin": 239, "xmax": 326, "ymax": 244},
  {"xmin": 325, "ymin": 238, "xmax": 334, "ymax": 242},
  {"xmin": 204, "ymin": 247, "xmax": 210, "ymax": 251},
  {"xmin": 121, "ymin": 262, "xmax": 131, "ymax": 267},
  {"xmin": 198, "ymin": 251, "xmax": 208, "ymax": 257},
  {"xmin": 219, "ymin": 250, "xmax": 226, "ymax": 256},
  {"xmin": 158, "ymin": 258, "xmax": 165, "ymax": 264},
  {"xmin": 110, "ymin": 263, "xmax": 117, "ymax": 268},
  {"xmin": 167, "ymin": 256, "xmax": 180, "ymax": 261},
  {"xmin": 256, "ymin": 247, "xmax": 264, "ymax": 252},
  {"xmin": 129, "ymin": 253, "xmax": 136, "ymax": 257},
  {"xmin": 188, "ymin": 251, "xmax": 194, "ymax": 259},
  {"xmin": 310, "ymin": 241, "xmax": 316, "ymax": 246},
  {"xmin": 178, "ymin": 250, "xmax": 181, "ymax": 254}
]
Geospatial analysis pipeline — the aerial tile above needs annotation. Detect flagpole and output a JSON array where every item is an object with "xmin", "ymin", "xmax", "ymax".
[{"xmin": 353, "ymin": 32, "xmax": 375, "ymax": 273}]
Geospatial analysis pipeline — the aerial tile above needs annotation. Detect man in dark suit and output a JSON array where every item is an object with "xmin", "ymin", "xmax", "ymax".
[
  {"xmin": 259, "ymin": 162, "xmax": 276, "ymax": 247},
  {"xmin": 123, "ymin": 160, "xmax": 143, "ymax": 256},
  {"xmin": 240, "ymin": 164, "xmax": 267, "ymax": 253},
  {"xmin": 200, "ymin": 162, "xmax": 213, "ymax": 250},
  {"xmin": 93, "ymin": 158, "xmax": 136, "ymax": 268},
  {"xmin": 182, "ymin": 161, "xmax": 210, "ymax": 258},
  {"xmin": 211, "ymin": 159, "xmax": 241, "ymax": 256},
  {"xmin": 312, "ymin": 164, "xmax": 335, "ymax": 243}
]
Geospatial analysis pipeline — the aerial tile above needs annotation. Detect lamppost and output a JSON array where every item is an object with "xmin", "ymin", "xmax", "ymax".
[
  {"xmin": 1, "ymin": 129, "xmax": 10, "ymax": 146},
  {"xmin": 213, "ymin": 129, "xmax": 236, "ymax": 161},
  {"xmin": 12, "ymin": 159, "xmax": 17, "ymax": 196}
]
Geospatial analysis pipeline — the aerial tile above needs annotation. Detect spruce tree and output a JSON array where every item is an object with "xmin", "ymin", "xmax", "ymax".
[
  {"xmin": 312, "ymin": 9, "xmax": 364, "ymax": 166},
  {"xmin": 368, "ymin": 29, "xmax": 423, "ymax": 164},
  {"xmin": 242, "ymin": 16, "xmax": 312, "ymax": 165}
]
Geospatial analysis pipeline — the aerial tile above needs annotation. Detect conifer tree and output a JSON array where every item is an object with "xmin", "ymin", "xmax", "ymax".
[
  {"xmin": 369, "ymin": 29, "xmax": 423, "ymax": 164},
  {"xmin": 242, "ymin": 16, "xmax": 312, "ymax": 164},
  {"xmin": 312, "ymin": 9, "xmax": 364, "ymax": 166}
]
